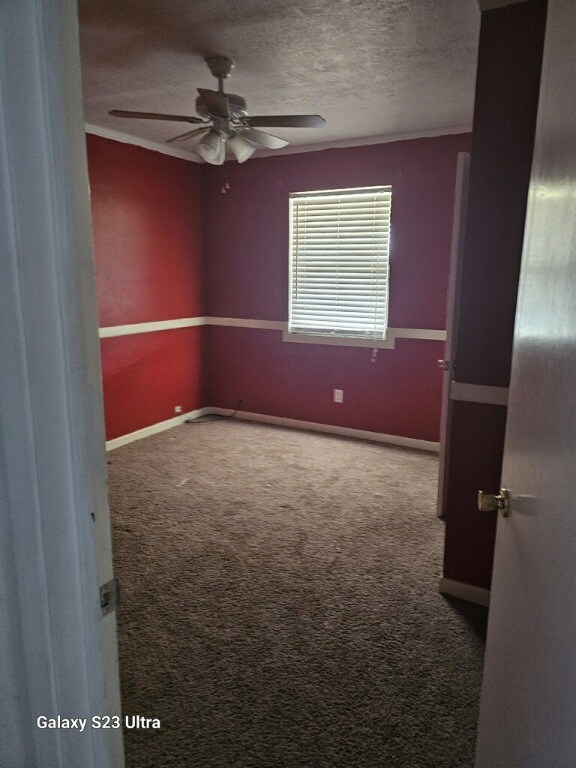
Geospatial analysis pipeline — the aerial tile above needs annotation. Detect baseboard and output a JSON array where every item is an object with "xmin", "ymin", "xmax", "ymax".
[
  {"xmin": 105, "ymin": 408, "xmax": 210, "ymax": 451},
  {"xmin": 105, "ymin": 407, "xmax": 439, "ymax": 453},
  {"xmin": 207, "ymin": 408, "xmax": 440, "ymax": 452},
  {"xmin": 439, "ymin": 577, "xmax": 491, "ymax": 607}
]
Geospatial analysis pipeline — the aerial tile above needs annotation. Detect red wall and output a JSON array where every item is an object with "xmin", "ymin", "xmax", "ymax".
[
  {"xmin": 87, "ymin": 134, "xmax": 205, "ymax": 440},
  {"xmin": 443, "ymin": 1, "xmax": 547, "ymax": 590},
  {"xmin": 88, "ymin": 133, "xmax": 470, "ymax": 444},
  {"xmin": 202, "ymin": 135, "xmax": 470, "ymax": 441}
]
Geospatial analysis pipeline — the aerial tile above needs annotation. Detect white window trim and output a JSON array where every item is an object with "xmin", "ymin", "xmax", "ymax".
[
  {"xmin": 282, "ymin": 330, "xmax": 396, "ymax": 348},
  {"xmin": 282, "ymin": 326, "xmax": 446, "ymax": 349},
  {"xmin": 288, "ymin": 185, "xmax": 392, "ymax": 346}
]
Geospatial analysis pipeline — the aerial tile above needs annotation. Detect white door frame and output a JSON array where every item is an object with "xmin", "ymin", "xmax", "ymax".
[
  {"xmin": 437, "ymin": 152, "xmax": 470, "ymax": 517},
  {"xmin": 0, "ymin": 1, "xmax": 122, "ymax": 766}
]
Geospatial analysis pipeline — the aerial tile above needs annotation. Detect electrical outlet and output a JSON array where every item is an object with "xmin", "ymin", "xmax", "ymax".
[
  {"xmin": 333, "ymin": 389, "xmax": 344, "ymax": 404},
  {"xmin": 174, "ymin": 405, "xmax": 183, "ymax": 414}
]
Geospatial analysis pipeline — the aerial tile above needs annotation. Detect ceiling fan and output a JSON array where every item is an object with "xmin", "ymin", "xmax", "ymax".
[{"xmin": 109, "ymin": 56, "xmax": 326, "ymax": 164}]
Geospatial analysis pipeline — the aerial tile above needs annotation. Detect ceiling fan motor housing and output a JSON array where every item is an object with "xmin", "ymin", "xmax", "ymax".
[{"xmin": 195, "ymin": 93, "xmax": 248, "ymax": 120}]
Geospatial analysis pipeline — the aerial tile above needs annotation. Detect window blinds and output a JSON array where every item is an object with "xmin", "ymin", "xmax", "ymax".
[{"xmin": 289, "ymin": 186, "xmax": 392, "ymax": 339}]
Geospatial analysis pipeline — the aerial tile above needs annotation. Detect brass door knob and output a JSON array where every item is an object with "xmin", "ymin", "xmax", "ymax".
[
  {"xmin": 478, "ymin": 489, "xmax": 510, "ymax": 517},
  {"xmin": 438, "ymin": 359, "xmax": 450, "ymax": 370}
]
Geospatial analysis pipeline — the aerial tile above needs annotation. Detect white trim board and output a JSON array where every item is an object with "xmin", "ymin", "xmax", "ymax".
[
  {"xmin": 252, "ymin": 125, "xmax": 471, "ymax": 159},
  {"xmin": 393, "ymin": 327, "xmax": 446, "ymax": 340},
  {"xmin": 99, "ymin": 316, "xmax": 206, "ymax": 338},
  {"xmin": 450, "ymin": 382, "xmax": 509, "ymax": 406},
  {"xmin": 86, "ymin": 122, "xmax": 470, "ymax": 163},
  {"xmin": 205, "ymin": 316, "xmax": 286, "ymax": 331},
  {"xmin": 106, "ymin": 407, "xmax": 439, "ymax": 453},
  {"xmin": 282, "ymin": 327, "xmax": 447, "ymax": 349},
  {"xmin": 105, "ymin": 408, "xmax": 210, "ymax": 451},
  {"xmin": 283, "ymin": 331, "xmax": 395, "ymax": 349},
  {"xmin": 208, "ymin": 409, "xmax": 439, "ymax": 452},
  {"xmin": 85, "ymin": 123, "xmax": 201, "ymax": 163},
  {"xmin": 439, "ymin": 578, "xmax": 491, "ymax": 607},
  {"xmin": 99, "ymin": 315, "xmax": 447, "ymax": 343}
]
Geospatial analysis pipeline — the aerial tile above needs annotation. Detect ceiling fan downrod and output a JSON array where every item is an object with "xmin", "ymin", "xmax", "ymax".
[{"xmin": 206, "ymin": 55, "xmax": 233, "ymax": 94}]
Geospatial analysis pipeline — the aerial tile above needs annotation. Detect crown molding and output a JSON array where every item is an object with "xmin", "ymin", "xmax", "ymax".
[
  {"xmin": 249, "ymin": 124, "xmax": 472, "ymax": 159},
  {"xmin": 85, "ymin": 122, "xmax": 471, "ymax": 164},
  {"xmin": 477, "ymin": 0, "xmax": 526, "ymax": 10},
  {"xmin": 85, "ymin": 123, "xmax": 202, "ymax": 162}
]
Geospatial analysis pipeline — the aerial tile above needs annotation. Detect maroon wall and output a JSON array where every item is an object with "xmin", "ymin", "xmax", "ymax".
[
  {"xmin": 87, "ymin": 134, "xmax": 205, "ymax": 440},
  {"xmin": 202, "ymin": 134, "xmax": 471, "ymax": 441},
  {"xmin": 443, "ymin": 0, "xmax": 547, "ymax": 590}
]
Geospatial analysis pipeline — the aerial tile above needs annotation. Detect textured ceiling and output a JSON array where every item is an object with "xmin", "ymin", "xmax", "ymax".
[{"xmin": 79, "ymin": 0, "xmax": 480, "ymax": 157}]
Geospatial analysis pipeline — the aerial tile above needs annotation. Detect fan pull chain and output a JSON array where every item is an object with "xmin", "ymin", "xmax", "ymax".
[{"xmin": 220, "ymin": 163, "xmax": 231, "ymax": 194}]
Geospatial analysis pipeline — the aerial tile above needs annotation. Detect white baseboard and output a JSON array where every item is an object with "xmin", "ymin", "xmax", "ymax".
[
  {"xmin": 105, "ymin": 408, "xmax": 210, "ymax": 451},
  {"xmin": 208, "ymin": 408, "xmax": 440, "ymax": 452},
  {"xmin": 439, "ymin": 577, "xmax": 491, "ymax": 607},
  {"xmin": 105, "ymin": 407, "xmax": 440, "ymax": 453}
]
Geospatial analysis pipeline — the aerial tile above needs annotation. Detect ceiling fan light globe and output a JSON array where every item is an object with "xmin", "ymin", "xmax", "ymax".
[
  {"xmin": 227, "ymin": 133, "xmax": 256, "ymax": 163},
  {"xmin": 196, "ymin": 129, "xmax": 225, "ymax": 164}
]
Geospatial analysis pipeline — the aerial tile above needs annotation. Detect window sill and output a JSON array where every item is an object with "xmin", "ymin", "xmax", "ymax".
[{"xmin": 281, "ymin": 331, "xmax": 395, "ymax": 349}]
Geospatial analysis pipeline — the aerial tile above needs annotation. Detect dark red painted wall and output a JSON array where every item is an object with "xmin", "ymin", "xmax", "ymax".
[
  {"xmin": 88, "ymin": 134, "xmax": 204, "ymax": 327},
  {"xmin": 201, "ymin": 135, "xmax": 471, "ymax": 440},
  {"xmin": 89, "ymin": 132, "xmax": 471, "ymax": 444},
  {"xmin": 100, "ymin": 328, "xmax": 203, "ymax": 440},
  {"xmin": 443, "ymin": 0, "xmax": 547, "ymax": 590},
  {"xmin": 454, "ymin": 1, "xmax": 548, "ymax": 388},
  {"xmin": 87, "ymin": 135, "xmax": 205, "ymax": 440},
  {"xmin": 206, "ymin": 327, "xmax": 445, "ymax": 442}
]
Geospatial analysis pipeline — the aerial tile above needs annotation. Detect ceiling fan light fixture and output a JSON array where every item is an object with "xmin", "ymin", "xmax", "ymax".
[
  {"xmin": 196, "ymin": 129, "xmax": 225, "ymax": 165},
  {"xmin": 227, "ymin": 133, "xmax": 257, "ymax": 163}
]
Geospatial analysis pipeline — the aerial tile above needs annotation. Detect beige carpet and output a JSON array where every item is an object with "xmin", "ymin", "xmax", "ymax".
[{"xmin": 107, "ymin": 420, "xmax": 486, "ymax": 768}]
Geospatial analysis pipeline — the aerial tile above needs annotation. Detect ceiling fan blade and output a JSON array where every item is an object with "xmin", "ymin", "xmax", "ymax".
[
  {"xmin": 166, "ymin": 127, "xmax": 210, "ymax": 144},
  {"xmin": 197, "ymin": 88, "xmax": 230, "ymax": 119},
  {"xmin": 244, "ymin": 115, "xmax": 326, "ymax": 128},
  {"xmin": 241, "ymin": 127, "xmax": 289, "ymax": 149},
  {"xmin": 109, "ymin": 110, "xmax": 203, "ymax": 124}
]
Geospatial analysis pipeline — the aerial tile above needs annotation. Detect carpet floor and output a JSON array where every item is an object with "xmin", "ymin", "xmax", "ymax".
[{"xmin": 107, "ymin": 420, "xmax": 487, "ymax": 768}]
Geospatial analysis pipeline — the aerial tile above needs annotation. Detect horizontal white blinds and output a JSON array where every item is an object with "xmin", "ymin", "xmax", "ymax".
[{"xmin": 289, "ymin": 186, "xmax": 391, "ymax": 339}]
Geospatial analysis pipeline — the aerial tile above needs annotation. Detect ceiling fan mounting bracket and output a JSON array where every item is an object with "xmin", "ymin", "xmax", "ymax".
[{"xmin": 205, "ymin": 56, "xmax": 234, "ymax": 81}]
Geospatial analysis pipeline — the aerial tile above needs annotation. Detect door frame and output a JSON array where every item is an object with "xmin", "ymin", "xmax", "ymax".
[
  {"xmin": 437, "ymin": 152, "xmax": 471, "ymax": 517},
  {"xmin": 0, "ymin": 1, "xmax": 122, "ymax": 765}
]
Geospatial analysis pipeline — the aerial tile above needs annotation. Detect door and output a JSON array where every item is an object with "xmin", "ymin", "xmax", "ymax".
[
  {"xmin": 0, "ymin": 1, "xmax": 123, "ymax": 766},
  {"xmin": 475, "ymin": 1, "xmax": 576, "ymax": 765},
  {"xmin": 437, "ymin": 152, "xmax": 470, "ymax": 517}
]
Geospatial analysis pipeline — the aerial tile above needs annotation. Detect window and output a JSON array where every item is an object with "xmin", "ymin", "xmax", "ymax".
[{"xmin": 288, "ymin": 186, "xmax": 392, "ymax": 342}]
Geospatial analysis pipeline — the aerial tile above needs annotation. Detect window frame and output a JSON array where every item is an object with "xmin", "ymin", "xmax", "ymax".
[{"xmin": 286, "ymin": 185, "xmax": 392, "ymax": 347}]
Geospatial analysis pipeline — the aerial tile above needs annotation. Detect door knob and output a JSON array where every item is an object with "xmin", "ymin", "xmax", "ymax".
[
  {"xmin": 478, "ymin": 489, "xmax": 510, "ymax": 517},
  {"xmin": 438, "ymin": 359, "xmax": 450, "ymax": 370}
]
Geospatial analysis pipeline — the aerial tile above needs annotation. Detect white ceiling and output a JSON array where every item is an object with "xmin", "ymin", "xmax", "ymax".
[{"xmin": 78, "ymin": 0, "xmax": 480, "ymax": 157}]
